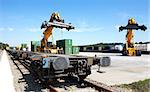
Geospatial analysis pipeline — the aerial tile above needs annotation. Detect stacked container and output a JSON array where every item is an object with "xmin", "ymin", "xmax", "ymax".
[
  {"xmin": 31, "ymin": 41, "xmax": 41, "ymax": 52},
  {"xmin": 56, "ymin": 39, "xmax": 72, "ymax": 55},
  {"xmin": 21, "ymin": 43, "xmax": 27, "ymax": 51},
  {"xmin": 21, "ymin": 44, "xmax": 27, "ymax": 48},
  {"xmin": 72, "ymin": 46, "xmax": 79, "ymax": 54}
]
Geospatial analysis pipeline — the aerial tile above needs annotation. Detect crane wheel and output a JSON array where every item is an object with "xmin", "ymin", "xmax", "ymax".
[
  {"xmin": 136, "ymin": 50, "xmax": 141, "ymax": 56},
  {"xmin": 122, "ymin": 50, "xmax": 127, "ymax": 56}
]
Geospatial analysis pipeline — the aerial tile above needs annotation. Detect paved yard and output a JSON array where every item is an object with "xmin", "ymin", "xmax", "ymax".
[{"xmin": 79, "ymin": 52, "xmax": 150, "ymax": 85}]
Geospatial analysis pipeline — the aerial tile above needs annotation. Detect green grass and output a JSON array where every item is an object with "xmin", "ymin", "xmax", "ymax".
[{"xmin": 119, "ymin": 79, "xmax": 150, "ymax": 92}]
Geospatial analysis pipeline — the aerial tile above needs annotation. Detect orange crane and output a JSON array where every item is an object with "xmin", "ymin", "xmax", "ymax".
[
  {"xmin": 38, "ymin": 12, "xmax": 74, "ymax": 53},
  {"xmin": 119, "ymin": 18, "xmax": 147, "ymax": 56}
]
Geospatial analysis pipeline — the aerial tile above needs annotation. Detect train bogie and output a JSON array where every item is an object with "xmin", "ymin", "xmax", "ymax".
[{"xmin": 30, "ymin": 55, "xmax": 91, "ymax": 82}]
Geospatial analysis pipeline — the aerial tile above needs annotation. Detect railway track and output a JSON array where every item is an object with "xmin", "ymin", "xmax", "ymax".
[{"xmin": 10, "ymin": 57, "xmax": 120, "ymax": 92}]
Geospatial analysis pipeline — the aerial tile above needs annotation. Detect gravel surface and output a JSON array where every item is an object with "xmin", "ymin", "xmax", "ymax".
[{"xmin": 8, "ymin": 54, "xmax": 48, "ymax": 92}]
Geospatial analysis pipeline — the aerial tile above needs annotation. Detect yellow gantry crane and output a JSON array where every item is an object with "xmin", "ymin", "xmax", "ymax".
[
  {"xmin": 119, "ymin": 18, "xmax": 147, "ymax": 56},
  {"xmin": 38, "ymin": 12, "xmax": 74, "ymax": 53}
]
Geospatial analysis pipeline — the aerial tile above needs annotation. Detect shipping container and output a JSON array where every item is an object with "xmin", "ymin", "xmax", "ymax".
[
  {"xmin": 56, "ymin": 39, "xmax": 72, "ymax": 54},
  {"xmin": 83, "ymin": 47, "xmax": 86, "ymax": 51},
  {"xmin": 47, "ymin": 42, "xmax": 52, "ymax": 48},
  {"xmin": 98, "ymin": 47, "xmax": 102, "ymax": 51},
  {"xmin": 86, "ymin": 47, "xmax": 93, "ymax": 51},
  {"xmin": 135, "ymin": 43, "xmax": 150, "ymax": 51},
  {"xmin": 94, "ymin": 46, "xmax": 99, "ymax": 50},
  {"xmin": 56, "ymin": 39, "xmax": 72, "ymax": 48},
  {"xmin": 21, "ymin": 43, "xmax": 27, "ymax": 48},
  {"xmin": 31, "ymin": 45, "xmax": 36, "ymax": 52},
  {"xmin": 31, "ymin": 41, "xmax": 41, "ymax": 46},
  {"xmin": 147, "ymin": 43, "xmax": 150, "ymax": 51},
  {"xmin": 72, "ymin": 46, "xmax": 79, "ymax": 54},
  {"xmin": 114, "ymin": 45, "xmax": 123, "ymax": 51},
  {"xmin": 64, "ymin": 47, "xmax": 72, "ymax": 55},
  {"xmin": 31, "ymin": 41, "xmax": 41, "ymax": 52}
]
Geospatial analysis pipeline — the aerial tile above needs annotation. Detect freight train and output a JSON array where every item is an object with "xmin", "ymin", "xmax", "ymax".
[{"xmin": 8, "ymin": 50, "xmax": 93, "ymax": 83}]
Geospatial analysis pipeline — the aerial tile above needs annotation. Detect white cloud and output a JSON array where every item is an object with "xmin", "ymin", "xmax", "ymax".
[
  {"xmin": 0, "ymin": 27, "xmax": 14, "ymax": 31},
  {"xmin": 8, "ymin": 27, "xmax": 14, "ymax": 31},
  {"xmin": 28, "ymin": 28, "xmax": 41, "ymax": 32}
]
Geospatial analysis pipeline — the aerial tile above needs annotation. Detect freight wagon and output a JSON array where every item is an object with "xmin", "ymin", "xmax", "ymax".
[
  {"xmin": 30, "ymin": 55, "xmax": 92, "ymax": 82},
  {"xmin": 8, "ymin": 50, "xmax": 94, "ymax": 83}
]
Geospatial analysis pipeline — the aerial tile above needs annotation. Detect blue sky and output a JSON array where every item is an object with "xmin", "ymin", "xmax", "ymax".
[{"xmin": 0, "ymin": 0, "xmax": 149, "ymax": 46}]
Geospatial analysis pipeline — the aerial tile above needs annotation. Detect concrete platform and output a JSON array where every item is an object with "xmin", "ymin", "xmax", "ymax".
[
  {"xmin": 0, "ymin": 50, "xmax": 15, "ymax": 92},
  {"xmin": 78, "ymin": 52, "xmax": 150, "ymax": 86}
]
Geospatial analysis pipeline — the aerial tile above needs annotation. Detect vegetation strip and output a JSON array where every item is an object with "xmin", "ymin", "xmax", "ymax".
[{"xmin": 118, "ymin": 79, "xmax": 150, "ymax": 92}]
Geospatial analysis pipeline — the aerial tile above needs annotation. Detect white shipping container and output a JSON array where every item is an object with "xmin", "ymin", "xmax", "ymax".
[
  {"xmin": 111, "ymin": 46, "xmax": 115, "ymax": 50},
  {"xmin": 114, "ymin": 45, "xmax": 123, "ymax": 51},
  {"xmin": 23, "ymin": 48, "xmax": 26, "ymax": 51},
  {"xmin": 135, "ymin": 43, "xmax": 150, "ymax": 51},
  {"xmin": 146, "ymin": 43, "xmax": 150, "ymax": 51},
  {"xmin": 83, "ymin": 47, "xmax": 86, "ymax": 51},
  {"xmin": 142, "ymin": 44, "xmax": 146, "ymax": 51},
  {"xmin": 98, "ymin": 47, "xmax": 102, "ymax": 51},
  {"xmin": 27, "ymin": 42, "xmax": 31, "ymax": 51}
]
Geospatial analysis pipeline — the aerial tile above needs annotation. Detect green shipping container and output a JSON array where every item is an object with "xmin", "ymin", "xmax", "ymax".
[
  {"xmin": 31, "ymin": 45, "xmax": 36, "ymax": 52},
  {"xmin": 56, "ymin": 39, "xmax": 72, "ymax": 48},
  {"xmin": 64, "ymin": 47, "xmax": 72, "ymax": 55},
  {"xmin": 31, "ymin": 41, "xmax": 41, "ymax": 52},
  {"xmin": 21, "ymin": 43, "xmax": 27, "ymax": 48},
  {"xmin": 56, "ymin": 39, "xmax": 72, "ymax": 54},
  {"xmin": 31, "ymin": 41, "xmax": 41, "ymax": 46},
  {"xmin": 72, "ymin": 46, "xmax": 79, "ymax": 54}
]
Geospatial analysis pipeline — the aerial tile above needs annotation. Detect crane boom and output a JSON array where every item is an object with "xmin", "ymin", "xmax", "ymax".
[{"xmin": 40, "ymin": 12, "xmax": 74, "ymax": 52}]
